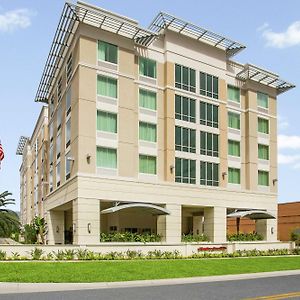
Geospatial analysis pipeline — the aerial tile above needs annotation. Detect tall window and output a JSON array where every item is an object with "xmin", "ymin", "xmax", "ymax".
[
  {"xmin": 57, "ymin": 76, "xmax": 62, "ymax": 101},
  {"xmin": 139, "ymin": 57, "xmax": 156, "ymax": 78},
  {"xmin": 139, "ymin": 155, "xmax": 156, "ymax": 175},
  {"xmin": 228, "ymin": 140, "xmax": 240, "ymax": 157},
  {"xmin": 200, "ymin": 132, "xmax": 219, "ymax": 157},
  {"xmin": 98, "ymin": 41, "xmax": 118, "ymax": 64},
  {"xmin": 65, "ymin": 118, "xmax": 71, "ymax": 148},
  {"xmin": 200, "ymin": 72, "xmax": 218, "ymax": 99},
  {"xmin": 257, "ymin": 92, "xmax": 268, "ymax": 108},
  {"xmin": 56, "ymin": 162, "xmax": 61, "ymax": 187},
  {"xmin": 49, "ymin": 95, "xmax": 54, "ymax": 117},
  {"xmin": 200, "ymin": 161, "xmax": 219, "ymax": 186},
  {"xmin": 96, "ymin": 147, "xmax": 117, "ymax": 169},
  {"xmin": 175, "ymin": 95, "xmax": 196, "ymax": 123},
  {"xmin": 57, "ymin": 105, "xmax": 62, "ymax": 131},
  {"xmin": 49, "ymin": 122, "xmax": 54, "ymax": 143},
  {"xmin": 97, "ymin": 75, "xmax": 117, "ymax": 98},
  {"xmin": 200, "ymin": 101, "xmax": 218, "ymax": 128},
  {"xmin": 56, "ymin": 133, "xmax": 61, "ymax": 159},
  {"xmin": 66, "ymin": 88, "xmax": 71, "ymax": 116},
  {"xmin": 258, "ymin": 170, "xmax": 269, "ymax": 186},
  {"xmin": 49, "ymin": 144, "xmax": 53, "ymax": 166},
  {"xmin": 258, "ymin": 118, "xmax": 269, "ymax": 134},
  {"xmin": 258, "ymin": 144, "xmax": 269, "ymax": 160},
  {"xmin": 175, "ymin": 64, "xmax": 196, "ymax": 92},
  {"xmin": 175, "ymin": 126, "xmax": 196, "ymax": 153},
  {"xmin": 66, "ymin": 53, "xmax": 72, "ymax": 83},
  {"xmin": 228, "ymin": 111, "xmax": 240, "ymax": 130},
  {"xmin": 65, "ymin": 151, "xmax": 71, "ymax": 180},
  {"xmin": 139, "ymin": 89, "xmax": 156, "ymax": 110},
  {"xmin": 228, "ymin": 168, "xmax": 241, "ymax": 184},
  {"xmin": 227, "ymin": 85, "xmax": 240, "ymax": 103},
  {"xmin": 49, "ymin": 169, "xmax": 53, "ymax": 192},
  {"xmin": 97, "ymin": 111, "xmax": 117, "ymax": 133},
  {"xmin": 139, "ymin": 122, "xmax": 157, "ymax": 142},
  {"xmin": 175, "ymin": 158, "xmax": 196, "ymax": 184}
]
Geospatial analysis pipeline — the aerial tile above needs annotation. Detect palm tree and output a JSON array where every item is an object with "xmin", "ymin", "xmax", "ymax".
[
  {"xmin": 0, "ymin": 191, "xmax": 19, "ymax": 237},
  {"xmin": 33, "ymin": 216, "xmax": 47, "ymax": 244}
]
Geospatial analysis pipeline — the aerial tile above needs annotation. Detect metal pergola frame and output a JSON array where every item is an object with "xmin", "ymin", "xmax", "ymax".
[
  {"xmin": 237, "ymin": 64, "xmax": 295, "ymax": 94},
  {"xmin": 16, "ymin": 136, "xmax": 30, "ymax": 155},
  {"xmin": 35, "ymin": 1, "xmax": 157, "ymax": 103},
  {"xmin": 149, "ymin": 12, "xmax": 246, "ymax": 57}
]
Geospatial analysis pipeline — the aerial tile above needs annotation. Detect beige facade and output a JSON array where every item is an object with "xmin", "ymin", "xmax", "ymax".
[{"xmin": 19, "ymin": 2, "xmax": 294, "ymax": 245}]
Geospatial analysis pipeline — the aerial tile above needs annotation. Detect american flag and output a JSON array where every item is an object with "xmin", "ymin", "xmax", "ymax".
[{"xmin": 0, "ymin": 141, "xmax": 4, "ymax": 163}]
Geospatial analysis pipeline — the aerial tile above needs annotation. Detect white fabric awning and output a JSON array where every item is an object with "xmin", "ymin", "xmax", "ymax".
[
  {"xmin": 227, "ymin": 210, "xmax": 276, "ymax": 220},
  {"xmin": 101, "ymin": 203, "xmax": 170, "ymax": 215}
]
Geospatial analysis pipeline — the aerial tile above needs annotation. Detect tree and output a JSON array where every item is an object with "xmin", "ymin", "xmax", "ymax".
[
  {"xmin": 0, "ymin": 191, "xmax": 19, "ymax": 238},
  {"xmin": 32, "ymin": 216, "xmax": 47, "ymax": 244}
]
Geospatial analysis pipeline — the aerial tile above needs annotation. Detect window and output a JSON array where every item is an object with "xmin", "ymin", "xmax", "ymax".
[
  {"xmin": 49, "ymin": 144, "xmax": 53, "ymax": 166},
  {"xmin": 66, "ymin": 53, "xmax": 72, "ymax": 83},
  {"xmin": 139, "ymin": 155, "xmax": 157, "ymax": 175},
  {"xmin": 98, "ymin": 41, "xmax": 118, "ymax": 64},
  {"xmin": 227, "ymin": 85, "xmax": 240, "ymax": 103},
  {"xmin": 175, "ymin": 95, "xmax": 196, "ymax": 123},
  {"xmin": 258, "ymin": 170, "xmax": 269, "ymax": 186},
  {"xmin": 200, "ymin": 72, "xmax": 218, "ymax": 99},
  {"xmin": 57, "ymin": 105, "xmax": 62, "ymax": 131},
  {"xmin": 257, "ymin": 92, "xmax": 268, "ymax": 109},
  {"xmin": 228, "ymin": 112, "xmax": 240, "ymax": 130},
  {"xmin": 56, "ymin": 162, "xmax": 61, "ymax": 187},
  {"xmin": 139, "ymin": 57, "xmax": 156, "ymax": 78},
  {"xmin": 175, "ymin": 64, "xmax": 196, "ymax": 92},
  {"xmin": 65, "ymin": 118, "xmax": 71, "ymax": 148},
  {"xmin": 97, "ymin": 111, "xmax": 117, "ymax": 133},
  {"xmin": 200, "ymin": 161, "xmax": 219, "ymax": 186},
  {"xmin": 175, "ymin": 126, "xmax": 196, "ymax": 153},
  {"xmin": 258, "ymin": 118, "xmax": 269, "ymax": 134},
  {"xmin": 97, "ymin": 75, "xmax": 117, "ymax": 98},
  {"xmin": 56, "ymin": 133, "xmax": 61, "ymax": 159},
  {"xmin": 200, "ymin": 132, "xmax": 219, "ymax": 157},
  {"xmin": 66, "ymin": 88, "xmax": 71, "ymax": 116},
  {"xmin": 228, "ymin": 168, "xmax": 241, "ymax": 184},
  {"xmin": 258, "ymin": 144, "xmax": 269, "ymax": 160},
  {"xmin": 96, "ymin": 147, "xmax": 117, "ymax": 169},
  {"xmin": 200, "ymin": 101, "xmax": 218, "ymax": 128},
  {"xmin": 49, "ymin": 169, "xmax": 53, "ymax": 192},
  {"xmin": 49, "ymin": 95, "xmax": 54, "ymax": 117},
  {"xmin": 65, "ymin": 152, "xmax": 71, "ymax": 180},
  {"xmin": 139, "ymin": 122, "xmax": 157, "ymax": 142},
  {"xmin": 57, "ymin": 76, "xmax": 62, "ymax": 101},
  {"xmin": 228, "ymin": 140, "xmax": 240, "ymax": 157},
  {"xmin": 139, "ymin": 89, "xmax": 156, "ymax": 110},
  {"xmin": 49, "ymin": 122, "xmax": 53, "ymax": 143},
  {"xmin": 175, "ymin": 157, "xmax": 196, "ymax": 184}
]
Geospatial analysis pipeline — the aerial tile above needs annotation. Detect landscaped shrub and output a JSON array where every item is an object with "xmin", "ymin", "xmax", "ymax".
[
  {"xmin": 30, "ymin": 248, "xmax": 44, "ymax": 260},
  {"xmin": 227, "ymin": 233, "xmax": 263, "ymax": 242},
  {"xmin": 291, "ymin": 229, "xmax": 300, "ymax": 242},
  {"xmin": 182, "ymin": 234, "xmax": 209, "ymax": 243},
  {"xmin": 0, "ymin": 250, "xmax": 6, "ymax": 260},
  {"xmin": 23, "ymin": 224, "xmax": 37, "ymax": 244},
  {"xmin": 100, "ymin": 232, "xmax": 162, "ymax": 243}
]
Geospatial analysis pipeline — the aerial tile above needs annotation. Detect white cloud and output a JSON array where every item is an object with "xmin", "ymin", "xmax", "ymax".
[
  {"xmin": 261, "ymin": 21, "xmax": 300, "ymax": 48},
  {"xmin": 0, "ymin": 8, "xmax": 35, "ymax": 33},
  {"xmin": 278, "ymin": 115, "xmax": 289, "ymax": 131},
  {"xmin": 278, "ymin": 153, "xmax": 300, "ymax": 165},
  {"xmin": 278, "ymin": 135, "xmax": 300, "ymax": 150},
  {"xmin": 257, "ymin": 22, "xmax": 269, "ymax": 32}
]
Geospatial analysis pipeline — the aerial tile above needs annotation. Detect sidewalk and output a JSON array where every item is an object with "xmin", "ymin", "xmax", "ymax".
[{"xmin": 1, "ymin": 270, "xmax": 300, "ymax": 294}]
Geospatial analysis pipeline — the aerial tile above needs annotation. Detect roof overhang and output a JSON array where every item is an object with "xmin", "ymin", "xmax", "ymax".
[
  {"xmin": 35, "ymin": 1, "xmax": 157, "ymax": 103},
  {"xmin": 149, "ymin": 12, "xmax": 246, "ymax": 57},
  {"xmin": 236, "ymin": 64, "xmax": 295, "ymax": 94},
  {"xmin": 101, "ymin": 203, "xmax": 171, "ymax": 216},
  {"xmin": 16, "ymin": 136, "xmax": 30, "ymax": 155},
  {"xmin": 227, "ymin": 210, "xmax": 276, "ymax": 220}
]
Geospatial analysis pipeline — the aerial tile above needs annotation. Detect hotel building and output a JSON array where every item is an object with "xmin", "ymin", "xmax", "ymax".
[{"xmin": 17, "ymin": 1, "xmax": 294, "ymax": 245}]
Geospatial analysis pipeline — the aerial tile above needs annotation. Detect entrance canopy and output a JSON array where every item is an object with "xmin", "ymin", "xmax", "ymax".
[
  {"xmin": 101, "ymin": 203, "xmax": 170, "ymax": 216},
  {"xmin": 227, "ymin": 210, "xmax": 276, "ymax": 220}
]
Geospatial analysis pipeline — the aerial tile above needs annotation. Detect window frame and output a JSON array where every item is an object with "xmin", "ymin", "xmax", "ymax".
[
  {"xmin": 139, "ymin": 155, "xmax": 157, "ymax": 175},
  {"xmin": 175, "ymin": 157, "xmax": 196, "ymax": 184},
  {"xmin": 139, "ymin": 57, "xmax": 157, "ymax": 79},
  {"xmin": 200, "ymin": 161, "xmax": 219, "ymax": 186},
  {"xmin": 175, "ymin": 64, "xmax": 196, "ymax": 93},
  {"xmin": 175, "ymin": 126, "xmax": 196, "ymax": 153},
  {"xmin": 200, "ymin": 72, "xmax": 218, "ymax": 99},
  {"xmin": 98, "ymin": 40, "xmax": 118, "ymax": 65}
]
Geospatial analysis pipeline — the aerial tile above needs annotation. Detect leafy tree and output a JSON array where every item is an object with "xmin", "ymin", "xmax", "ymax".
[
  {"xmin": 0, "ymin": 191, "xmax": 20, "ymax": 238},
  {"xmin": 32, "ymin": 216, "xmax": 47, "ymax": 244}
]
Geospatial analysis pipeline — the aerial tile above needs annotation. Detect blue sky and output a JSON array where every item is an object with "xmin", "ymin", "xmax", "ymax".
[{"xmin": 0, "ymin": 0, "xmax": 300, "ymax": 211}]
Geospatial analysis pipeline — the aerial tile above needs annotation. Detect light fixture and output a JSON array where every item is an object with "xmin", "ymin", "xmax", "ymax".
[
  {"xmin": 272, "ymin": 179, "xmax": 278, "ymax": 186},
  {"xmin": 271, "ymin": 227, "xmax": 274, "ymax": 235},
  {"xmin": 87, "ymin": 223, "xmax": 91, "ymax": 234},
  {"xmin": 170, "ymin": 165, "xmax": 175, "ymax": 173},
  {"xmin": 222, "ymin": 172, "xmax": 227, "ymax": 179},
  {"xmin": 86, "ymin": 153, "xmax": 91, "ymax": 164}
]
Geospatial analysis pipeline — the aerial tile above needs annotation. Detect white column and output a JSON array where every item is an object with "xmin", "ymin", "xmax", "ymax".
[
  {"xmin": 256, "ymin": 219, "xmax": 277, "ymax": 242},
  {"xmin": 47, "ymin": 210, "xmax": 64, "ymax": 245},
  {"xmin": 73, "ymin": 198, "xmax": 100, "ymax": 245},
  {"xmin": 157, "ymin": 204, "xmax": 181, "ymax": 243},
  {"xmin": 204, "ymin": 207, "xmax": 226, "ymax": 243}
]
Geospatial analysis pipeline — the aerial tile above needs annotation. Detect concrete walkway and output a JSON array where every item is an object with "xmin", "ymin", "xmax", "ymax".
[{"xmin": 1, "ymin": 270, "xmax": 300, "ymax": 294}]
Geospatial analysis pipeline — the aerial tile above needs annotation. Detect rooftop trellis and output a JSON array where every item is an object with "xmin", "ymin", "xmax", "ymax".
[
  {"xmin": 16, "ymin": 136, "xmax": 30, "ymax": 155},
  {"xmin": 237, "ymin": 64, "xmax": 295, "ymax": 94},
  {"xmin": 35, "ymin": 1, "xmax": 157, "ymax": 103},
  {"xmin": 149, "ymin": 12, "xmax": 246, "ymax": 57}
]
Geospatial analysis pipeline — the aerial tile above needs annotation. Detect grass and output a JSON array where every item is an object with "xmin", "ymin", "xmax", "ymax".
[{"xmin": 0, "ymin": 257, "xmax": 300, "ymax": 283}]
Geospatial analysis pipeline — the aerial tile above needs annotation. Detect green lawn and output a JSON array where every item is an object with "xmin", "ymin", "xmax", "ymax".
[{"xmin": 0, "ymin": 257, "xmax": 300, "ymax": 283}]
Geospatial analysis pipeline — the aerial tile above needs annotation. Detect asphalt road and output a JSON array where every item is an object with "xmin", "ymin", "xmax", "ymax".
[{"xmin": 1, "ymin": 275, "xmax": 300, "ymax": 300}]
